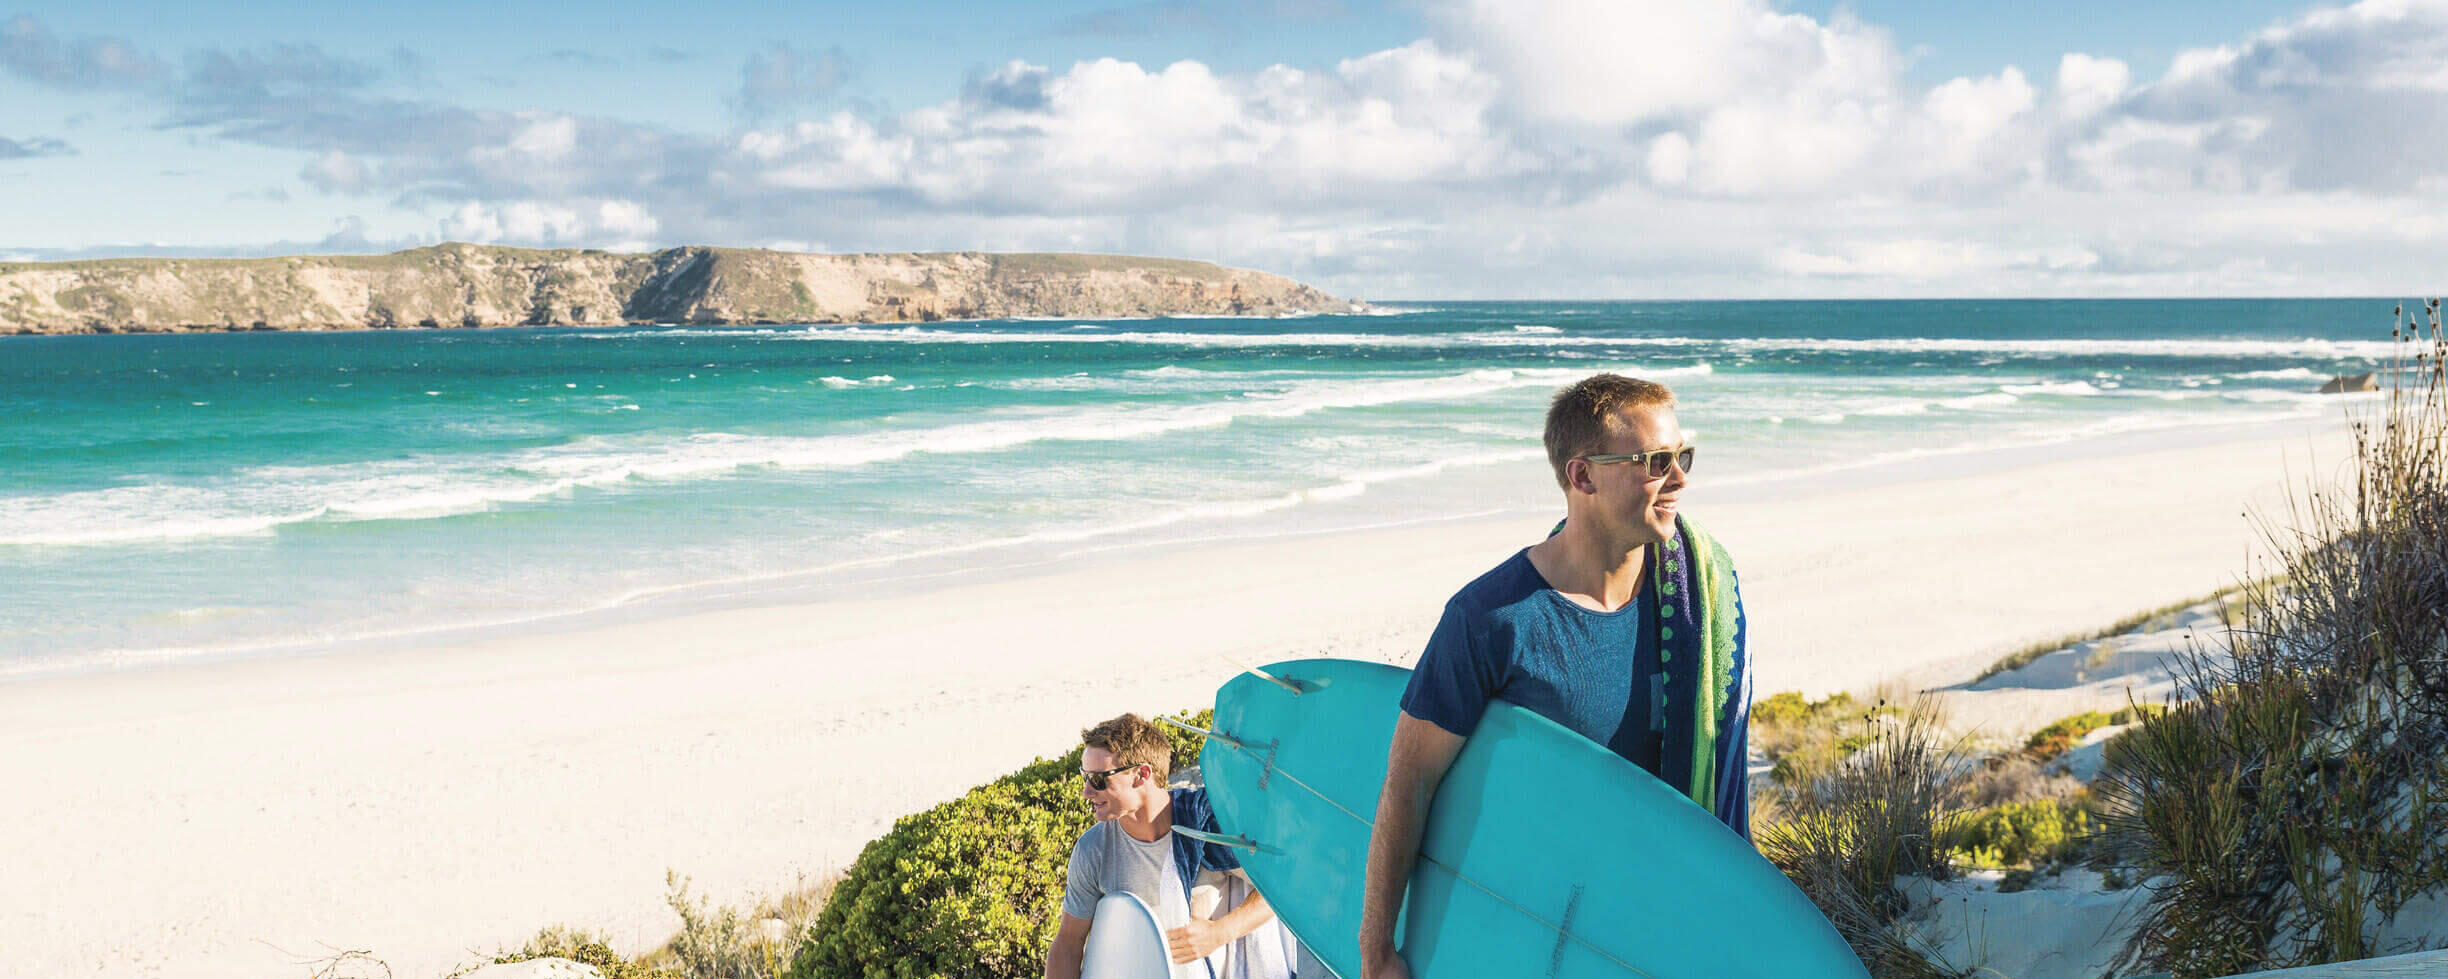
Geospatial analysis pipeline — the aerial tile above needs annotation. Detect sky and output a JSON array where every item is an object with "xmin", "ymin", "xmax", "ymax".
[{"xmin": 2, "ymin": 0, "xmax": 2443, "ymax": 299}]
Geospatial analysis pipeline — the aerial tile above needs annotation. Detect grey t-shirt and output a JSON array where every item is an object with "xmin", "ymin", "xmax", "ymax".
[
  {"xmin": 1064, "ymin": 821, "xmax": 1213, "ymax": 979},
  {"xmin": 1061, "ymin": 819, "xmax": 1185, "ymax": 923},
  {"xmin": 1061, "ymin": 821, "xmax": 1298, "ymax": 979}
]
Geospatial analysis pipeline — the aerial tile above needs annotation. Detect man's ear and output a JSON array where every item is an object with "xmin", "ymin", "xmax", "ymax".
[{"xmin": 1567, "ymin": 458, "xmax": 1596, "ymax": 495}]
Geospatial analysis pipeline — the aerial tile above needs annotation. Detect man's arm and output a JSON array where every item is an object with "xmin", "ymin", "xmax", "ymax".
[
  {"xmin": 1165, "ymin": 881, "xmax": 1275, "ymax": 964},
  {"xmin": 1044, "ymin": 912, "xmax": 1092, "ymax": 979},
  {"xmin": 1358, "ymin": 711, "xmax": 1467, "ymax": 979}
]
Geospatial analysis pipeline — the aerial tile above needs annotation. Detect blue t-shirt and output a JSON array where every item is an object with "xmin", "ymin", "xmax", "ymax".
[{"xmin": 1400, "ymin": 548, "xmax": 1671, "ymax": 772}]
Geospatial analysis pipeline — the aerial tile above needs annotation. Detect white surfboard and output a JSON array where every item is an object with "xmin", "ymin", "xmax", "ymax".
[{"xmin": 1081, "ymin": 891, "xmax": 1176, "ymax": 979}]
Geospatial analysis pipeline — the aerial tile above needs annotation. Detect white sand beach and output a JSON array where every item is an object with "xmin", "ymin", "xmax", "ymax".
[{"xmin": 0, "ymin": 419, "xmax": 2357, "ymax": 979}]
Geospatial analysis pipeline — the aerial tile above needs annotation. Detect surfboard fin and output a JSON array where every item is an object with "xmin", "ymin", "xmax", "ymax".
[
  {"xmin": 1217, "ymin": 654, "xmax": 1306, "ymax": 695},
  {"xmin": 1154, "ymin": 714, "xmax": 1245, "ymax": 750},
  {"xmin": 1170, "ymin": 826, "xmax": 1259, "ymax": 851}
]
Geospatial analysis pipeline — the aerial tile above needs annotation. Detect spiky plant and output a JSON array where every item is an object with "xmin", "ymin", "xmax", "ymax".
[
  {"xmin": 1759, "ymin": 696, "xmax": 1976, "ymax": 979},
  {"xmin": 2094, "ymin": 302, "xmax": 2448, "ymax": 977}
]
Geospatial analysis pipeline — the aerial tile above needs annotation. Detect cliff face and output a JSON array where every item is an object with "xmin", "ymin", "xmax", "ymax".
[{"xmin": 0, "ymin": 244, "xmax": 1351, "ymax": 335}]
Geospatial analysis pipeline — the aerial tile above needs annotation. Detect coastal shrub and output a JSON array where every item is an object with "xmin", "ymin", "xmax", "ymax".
[
  {"xmin": 475, "ymin": 925, "xmax": 678, "ymax": 979},
  {"xmin": 1752, "ymin": 690, "xmax": 1815, "ymax": 728},
  {"xmin": 1956, "ymin": 753, "xmax": 2084, "ymax": 809},
  {"xmin": 786, "ymin": 751, "xmax": 1094, "ymax": 979},
  {"xmin": 650, "ymin": 872, "xmax": 818, "ymax": 979},
  {"xmin": 1753, "ymin": 690, "xmax": 1893, "ymax": 786},
  {"xmin": 2095, "ymin": 303, "xmax": 2448, "ymax": 978},
  {"xmin": 785, "ymin": 706, "xmax": 1213, "ymax": 979},
  {"xmin": 1758, "ymin": 696, "xmax": 1974, "ymax": 978},
  {"xmin": 2023, "ymin": 710, "xmax": 2117, "ymax": 761},
  {"xmin": 1943, "ymin": 796, "xmax": 2092, "ymax": 869},
  {"xmin": 1156, "ymin": 707, "xmax": 1215, "ymax": 777}
]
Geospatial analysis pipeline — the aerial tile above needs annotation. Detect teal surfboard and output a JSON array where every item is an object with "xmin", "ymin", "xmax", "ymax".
[
  {"xmin": 1197, "ymin": 658, "xmax": 1868, "ymax": 979},
  {"xmin": 1081, "ymin": 891, "xmax": 1174, "ymax": 979}
]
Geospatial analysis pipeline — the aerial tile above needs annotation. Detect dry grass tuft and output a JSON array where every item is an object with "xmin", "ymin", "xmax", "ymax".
[{"xmin": 1759, "ymin": 694, "xmax": 1980, "ymax": 978}]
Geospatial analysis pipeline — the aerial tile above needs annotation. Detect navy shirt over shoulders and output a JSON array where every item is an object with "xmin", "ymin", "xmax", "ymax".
[{"xmin": 1399, "ymin": 548, "xmax": 1669, "ymax": 772}]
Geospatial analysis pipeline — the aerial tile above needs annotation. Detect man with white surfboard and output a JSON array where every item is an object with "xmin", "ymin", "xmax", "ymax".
[
  {"xmin": 1359, "ymin": 374, "xmax": 1754, "ymax": 979},
  {"xmin": 1046, "ymin": 713, "xmax": 1301, "ymax": 979}
]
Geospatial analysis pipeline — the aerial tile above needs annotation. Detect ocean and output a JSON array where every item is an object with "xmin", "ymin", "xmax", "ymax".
[{"xmin": 0, "ymin": 299, "xmax": 2406, "ymax": 678}]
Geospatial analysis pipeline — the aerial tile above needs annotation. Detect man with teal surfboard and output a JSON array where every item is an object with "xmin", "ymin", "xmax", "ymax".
[
  {"xmin": 1360, "ymin": 374, "xmax": 1753, "ymax": 979},
  {"xmin": 1047, "ymin": 713, "xmax": 1300, "ymax": 979}
]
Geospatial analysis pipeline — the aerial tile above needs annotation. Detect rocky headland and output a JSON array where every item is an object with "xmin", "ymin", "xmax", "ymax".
[{"xmin": 0, "ymin": 244, "xmax": 1352, "ymax": 335}]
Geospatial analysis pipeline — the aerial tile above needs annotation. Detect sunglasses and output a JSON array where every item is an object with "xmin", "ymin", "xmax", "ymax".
[
  {"xmin": 1082, "ymin": 763, "xmax": 1141, "ymax": 791},
  {"xmin": 1582, "ymin": 444, "xmax": 1696, "ymax": 480}
]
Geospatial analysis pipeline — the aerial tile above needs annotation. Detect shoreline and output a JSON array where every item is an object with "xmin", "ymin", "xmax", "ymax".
[
  {"xmin": 2, "ymin": 408, "xmax": 2362, "ymax": 688},
  {"xmin": 0, "ymin": 416, "xmax": 2356, "ymax": 979}
]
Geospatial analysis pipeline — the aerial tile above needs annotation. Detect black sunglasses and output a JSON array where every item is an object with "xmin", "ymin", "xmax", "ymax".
[{"xmin": 1082, "ymin": 763, "xmax": 1141, "ymax": 791}]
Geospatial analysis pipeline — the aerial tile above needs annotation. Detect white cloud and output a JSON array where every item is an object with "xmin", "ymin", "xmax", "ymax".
[
  {"xmin": 1645, "ymin": 132, "xmax": 1690, "ymax": 186},
  {"xmin": 24, "ymin": 1, "xmax": 2448, "ymax": 298},
  {"xmin": 2054, "ymin": 53, "xmax": 2132, "ymax": 119},
  {"xmin": 1769, "ymin": 239, "xmax": 2099, "ymax": 280},
  {"xmin": 1925, "ymin": 67, "xmax": 2035, "ymax": 147},
  {"xmin": 750, "ymin": 41, "xmax": 1511, "ymax": 212},
  {"xmin": 300, "ymin": 150, "xmax": 368, "ymax": 191},
  {"xmin": 441, "ymin": 198, "xmax": 655, "ymax": 247},
  {"xmin": 510, "ymin": 116, "xmax": 578, "ymax": 161}
]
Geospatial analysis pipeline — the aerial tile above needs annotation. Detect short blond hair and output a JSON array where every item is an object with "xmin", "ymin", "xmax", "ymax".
[
  {"xmin": 1544, "ymin": 374, "xmax": 1677, "ymax": 489},
  {"xmin": 1081, "ymin": 713, "xmax": 1172, "ymax": 783}
]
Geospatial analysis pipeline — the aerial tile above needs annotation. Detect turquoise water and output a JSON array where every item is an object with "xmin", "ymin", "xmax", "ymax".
[{"xmin": 0, "ymin": 299, "xmax": 2406, "ymax": 676}]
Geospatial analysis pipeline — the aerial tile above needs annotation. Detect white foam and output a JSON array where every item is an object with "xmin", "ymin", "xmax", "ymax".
[
  {"xmin": 1511, "ymin": 325, "xmax": 1561, "ymax": 334},
  {"xmin": 2000, "ymin": 381, "xmax": 2102, "ymax": 397},
  {"xmin": 2228, "ymin": 367, "xmax": 2327, "ymax": 381},
  {"xmin": 1943, "ymin": 392, "xmax": 2023, "ymax": 411},
  {"xmin": 0, "ymin": 367, "xmax": 1652, "ymax": 549},
  {"xmin": 2221, "ymin": 389, "xmax": 2327, "ymax": 403}
]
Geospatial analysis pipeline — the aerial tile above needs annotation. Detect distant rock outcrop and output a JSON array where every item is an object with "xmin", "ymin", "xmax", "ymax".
[
  {"xmin": 2320, "ymin": 372, "xmax": 2379, "ymax": 393},
  {"xmin": 0, "ymin": 244, "xmax": 1352, "ymax": 336}
]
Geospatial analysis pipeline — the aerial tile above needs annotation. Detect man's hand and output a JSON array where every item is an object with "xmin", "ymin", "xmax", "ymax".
[
  {"xmin": 1360, "ymin": 940, "xmax": 1415, "ymax": 979},
  {"xmin": 1165, "ymin": 916, "xmax": 1230, "ymax": 964}
]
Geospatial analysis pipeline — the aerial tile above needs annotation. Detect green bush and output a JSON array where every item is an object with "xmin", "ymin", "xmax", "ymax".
[
  {"xmin": 1156, "ymin": 707, "xmax": 1215, "ymax": 776},
  {"xmin": 786, "ymin": 753, "xmax": 1094, "ymax": 979},
  {"xmin": 1754, "ymin": 690, "xmax": 1858, "ymax": 730},
  {"xmin": 785, "ymin": 706, "xmax": 1214, "ymax": 979},
  {"xmin": 1944, "ymin": 797, "xmax": 2092, "ymax": 868},
  {"xmin": 1752, "ymin": 690, "xmax": 1813, "ymax": 728},
  {"xmin": 2024, "ymin": 711, "xmax": 2116, "ymax": 761},
  {"xmin": 1754, "ymin": 691, "xmax": 1882, "ymax": 786}
]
